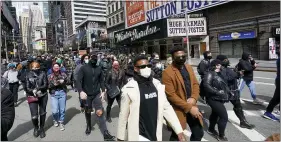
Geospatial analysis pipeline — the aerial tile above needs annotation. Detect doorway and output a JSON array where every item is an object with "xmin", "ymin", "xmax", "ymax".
[
  {"xmin": 160, "ymin": 45, "xmax": 167, "ymax": 60},
  {"xmin": 189, "ymin": 43, "xmax": 200, "ymax": 58}
]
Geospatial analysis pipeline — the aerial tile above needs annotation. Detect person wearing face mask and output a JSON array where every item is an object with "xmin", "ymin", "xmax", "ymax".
[
  {"xmin": 48, "ymin": 63, "xmax": 68, "ymax": 131},
  {"xmin": 105, "ymin": 61, "xmax": 125, "ymax": 122},
  {"xmin": 197, "ymin": 51, "xmax": 212, "ymax": 102},
  {"xmin": 151, "ymin": 54, "xmax": 163, "ymax": 81},
  {"xmin": 203, "ymin": 59, "xmax": 231, "ymax": 141},
  {"xmin": 217, "ymin": 55, "xmax": 255, "ymax": 129},
  {"xmin": 237, "ymin": 52, "xmax": 262, "ymax": 105},
  {"xmin": 76, "ymin": 54, "xmax": 115, "ymax": 140},
  {"xmin": 74, "ymin": 54, "xmax": 89, "ymax": 113},
  {"xmin": 26, "ymin": 62, "xmax": 48, "ymax": 138},
  {"xmin": 162, "ymin": 46, "xmax": 203, "ymax": 141},
  {"xmin": 2, "ymin": 63, "xmax": 20, "ymax": 106},
  {"xmin": 117, "ymin": 55, "xmax": 185, "ymax": 141}
]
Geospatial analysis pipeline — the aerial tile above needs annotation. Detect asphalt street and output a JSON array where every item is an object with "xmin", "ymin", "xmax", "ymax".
[{"xmin": 8, "ymin": 69, "xmax": 280, "ymax": 141}]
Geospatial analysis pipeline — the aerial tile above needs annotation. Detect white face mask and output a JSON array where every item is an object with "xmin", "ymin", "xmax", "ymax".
[
  {"xmin": 84, "ymin": 59, "xmax": 89, "ymax": 64},
  {"xmin": 156, "ymin": 63, "xmax": 162, "ymax": 69},
  {"xmin": 139, "ymin": 67, "xmax": 151, "ymax": 78}
]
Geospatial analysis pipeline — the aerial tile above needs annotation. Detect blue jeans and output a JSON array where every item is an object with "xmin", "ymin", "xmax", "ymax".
[
  {"xmin": 239, "ymin": 79, "xmax": 257, "ymax": 100},
  {"xmin": 51, "ymin": 90, "xmax": 66, "ymax": 123}
]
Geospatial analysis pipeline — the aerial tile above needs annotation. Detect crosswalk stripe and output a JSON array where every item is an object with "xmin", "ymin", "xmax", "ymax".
[
  {"xmin": 227, "ymin": 111, "xmax": 266, "ymax": 141},
  {"xmin": 240, "ymin": 98, "xmax": 269, "ymax": 105},
  {"xmin": 183, "ymin": 130, "xmax": 208, "ymax": 141}
]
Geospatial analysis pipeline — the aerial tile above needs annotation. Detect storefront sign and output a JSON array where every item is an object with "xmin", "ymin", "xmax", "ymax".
[
  {"xmin": 269, "ymin": 38, "xmax": 278, "ymax": 59},
  {"xmin": 115, "ymin": 25, "xmax": 160, "ymax": 43},
  {"xmin": 218, "ymin": 30, "xmax": 256, "ymax": 41},
  {"xmin": 125, "ymin": 2, "xmax": 146, "ymax": 28},
  {"xmin": 167, "ymin": 17, "xmax": 207, "ymax": 37},
  {"xmin": 125, "ymin": 0, "xmax": 232, "ymax": 29}
]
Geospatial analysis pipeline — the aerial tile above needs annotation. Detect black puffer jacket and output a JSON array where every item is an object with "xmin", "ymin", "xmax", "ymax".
[
  {"xmin": 197, "ymin": 52, "xmax": 211, "ymax": 79},
  {"xmin": 237, "ymin": 52, "xmax": 256, "ymax": 81},
  {"xmin": 105, "ymin": 68, "xmax": 125, "ymax": 91},
  {"xmin": 26, "ymin": 71, "xmax": 48, "ymax": 96},
  {"xmin": 203, "ymin": 71, "xmax": 231, "ymax": 102}
]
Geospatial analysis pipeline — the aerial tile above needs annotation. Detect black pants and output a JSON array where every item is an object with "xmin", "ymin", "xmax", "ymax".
[
  {"xmin": 9, "ymin": 82, "xmax": 19, "ymax": 103},
  {"xmin": 29, "ymin": 94, "xmax": 48, "ymax": 117},
  {"xmin": 207, "ymin": 99, "xmax": 228, "ymax": 136},
  {"xmin": 266, "ymin": 79, "xmax": 280, "ymax": 113},
  {"xmin": 170, "ymin": 113, "xmax": 204, "ymax": 141},
  {"xmin": 106, "ymin": 94, "xmax": 121, "ymax": 115}
]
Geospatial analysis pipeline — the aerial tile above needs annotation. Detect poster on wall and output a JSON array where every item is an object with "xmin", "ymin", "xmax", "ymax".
[
  {"xmin": 124, "ymin": 0, "xmax": 232, "ymax": 29},
  {"xmin": 269, "ymin": 38, "xmax": 278, "ymax": 59},
  {"xmin": 167, "ymin": 17, "xmax": 207, "ymax": 37}
]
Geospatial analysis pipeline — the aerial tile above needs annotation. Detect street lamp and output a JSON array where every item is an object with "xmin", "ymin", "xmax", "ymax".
[{"xmin": 12, "ymin": 29, "xmax": 16, "ymax": 59}]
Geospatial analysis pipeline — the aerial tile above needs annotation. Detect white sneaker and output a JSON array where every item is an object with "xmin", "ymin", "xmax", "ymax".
[
  {"xmin": 54, "ymin": 121, "xmax": 59, "ymax": 127},
  {"xmin": 60, "ymin": 123, "xmax": 65, "ymax": 131}
]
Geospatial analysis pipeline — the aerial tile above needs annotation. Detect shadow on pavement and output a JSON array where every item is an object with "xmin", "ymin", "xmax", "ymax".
[
  {"xmin": 110, "ymin": 105, "xmax": 120, "ymax": 119},
  {"xmin": 67, "ymin": 95, "xmax": 72, "ymax": 100},
  {"xmin": 44, "ymin": 107, "xmax": 80, "ymax": 132},
  {"xmin": 256, "ymin": 95, "xmax": 274, "ymax": 103},
  {"xmin": 8, "ymin": 121, "xmax": 33, "ymax": 141},
  {"xmin": 241, "ymin": 100, "xmax": 267, "ymax": 110},
  {"xmin": 16, "ymin": 96, "xmax": 27, "ymax": 106}
]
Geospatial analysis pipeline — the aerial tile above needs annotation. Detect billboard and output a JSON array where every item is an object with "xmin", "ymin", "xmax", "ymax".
[{"xmin": 125, "ymin": 0, "xmax": 232, "ymax": 29}]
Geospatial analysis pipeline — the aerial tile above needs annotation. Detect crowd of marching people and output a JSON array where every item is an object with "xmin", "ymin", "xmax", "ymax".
[{"xmin": 1, "ymin": 46, "xmax": 280, "ymax": 141}]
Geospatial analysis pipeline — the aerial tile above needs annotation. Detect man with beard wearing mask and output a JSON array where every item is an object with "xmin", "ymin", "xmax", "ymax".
[
  {"xmin": 197, "ymin": 51, "xmax": 212, "ymax": 102},
  {"xmin": 117, "ymin": 55, "xmax": 185, "ymax": 141},
  {"xmin": 151, "ymin": 53, "xmax": 163, "ymax": 81},
  {"xmin": 237, "ymin": 52, "xmax": 263, "ymax": 105},
  {"xmin": 76, "ymin": 54, "xmax": 115, "ymax": 141},
  {"xmin": 162, "ymin": 46, "xmax": 204, "ymax": 141},
  {"xmin": 217, "ymin": 55, "xmax": 255, "ymax": 129},
  {"xmin": 263, "ymin": 50, "xmax": 280, "ymax": 121}
]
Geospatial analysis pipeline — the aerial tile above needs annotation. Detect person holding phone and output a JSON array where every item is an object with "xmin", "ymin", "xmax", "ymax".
[
  {"xmin": 26, "ymin": 61, "xmax": 48, "ymax": 138},
  {"xmin": 48, "ymin": 63, "xmax": 68, "ymax": 131}
]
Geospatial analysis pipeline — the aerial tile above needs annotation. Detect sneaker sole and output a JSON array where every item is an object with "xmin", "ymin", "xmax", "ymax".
[
  {"xmin": 262, "ymin": 115, "xmax": 279, "ymax": 121},
  {"xmin": 207, "ymin": 131, "xmax": 219, "ymax": 140}
]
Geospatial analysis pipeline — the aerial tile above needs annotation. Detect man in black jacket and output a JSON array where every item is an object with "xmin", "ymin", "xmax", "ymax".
[
  {"xmin": 76, "ymin": 54, "xmax": 115, "ymax": 141},
  {"xmin": 237, "ymin": 52, "xmax": 262, "ymax": 105},
  {"xmin": 197, "ymin": 51, "xmax": 212, "ymax": 101},
  {"xmin": 217, "ymin": 55, "xmax": 255, "ymax": 129},
  {"xmin": 1, "ymin": 87, "xmax": 15, "ymax": 141}
]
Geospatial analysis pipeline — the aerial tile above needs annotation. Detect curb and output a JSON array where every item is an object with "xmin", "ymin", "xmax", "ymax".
[{"xmin": 190, "ymin": 65, "xmax": 277, "ymax": 72}]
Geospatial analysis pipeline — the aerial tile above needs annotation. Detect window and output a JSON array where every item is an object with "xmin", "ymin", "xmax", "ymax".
[
  {"xmin": 116, "ymin": 2, "xmax": 118, "ymax": 10},
  {"xmin": 74, "ymin": 9, "xmax": 106, "ymax": 14},
  {"xmin": 116, "ymin": 14, "xmax": 119, "ymax": 23},
  {"xmin": 109, "ymin": 17, "xmax": 111, "ymax": 26},
  {"xmin": 112, "ymin": 16, "xmax": 115, "ymax": 25},
  {"xmin": 120, "ymin": 12, "xmax": 124, "ymax": 21},
  {"xmin": 108, "ymin": 7, "xmax": 111, "ymax": 14},
  {"xmin": 74, "ymin": 4, "xmax": 106, "ymax": 10},
  {"xmin": 111, "ymin": 4, "xmax": 114, "ymax": 13}
]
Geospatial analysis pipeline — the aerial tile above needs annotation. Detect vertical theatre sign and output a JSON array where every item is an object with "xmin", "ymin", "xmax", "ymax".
[{"xmin": 167, "ymin": 17, "xmax": 207, "ymax": 37}]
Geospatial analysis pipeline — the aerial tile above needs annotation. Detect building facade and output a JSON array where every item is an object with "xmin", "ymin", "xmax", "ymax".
[
  {"xmin": 207, "ymin": 1, "xmax": 280, "ymax": 60},
  {"xmin": 107, "ymin": 1, "xmax": 125, "ymax": 48}
]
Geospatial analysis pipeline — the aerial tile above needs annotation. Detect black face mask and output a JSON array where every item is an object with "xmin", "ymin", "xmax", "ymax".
[
  {"xmin": 90, "ymin": 59, "xmax": 97, "ymax": 66},
  {"xmin": 222, "ymin": 60, "xmax": 230, "ymax": 67},
  {"xmin": 207, "ymin": 56, "xmax": 212, "ymax": 60},
  {"xmin": 174, "ymin": 56, "xmax": 186, "ymax": 65},
  {"xmin": 33, "ymin": 69, "xmax": 40, "ymax": 74}
]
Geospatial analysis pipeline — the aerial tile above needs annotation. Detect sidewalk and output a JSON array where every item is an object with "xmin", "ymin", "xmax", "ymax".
[{"xmin": 189, "ymin": 58, "xmax": 277, "ymax": 72}]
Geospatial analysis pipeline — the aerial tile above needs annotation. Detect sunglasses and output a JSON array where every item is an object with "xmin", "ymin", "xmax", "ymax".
[
  {"xmin": 174, "ymin": 55, "xmax": 187, "ymax": 59},
  {"xmin": 135, "ymin": 64, "xmax": 152, "ymax": 69}
]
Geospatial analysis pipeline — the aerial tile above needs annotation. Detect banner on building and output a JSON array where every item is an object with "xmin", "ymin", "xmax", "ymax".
[
  {"xmin": 167, "ymin": 17, "xmax": 207, "ymax": 37},
  {"xmin": 125, "ymin": 0, "xmax": 232, "ymax": 29},
  {"xmin": 269, "ymin": 38, "xmax": 278, "ymax": 59}
]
